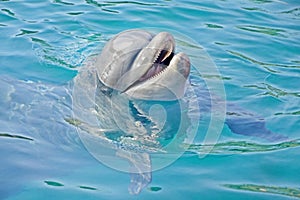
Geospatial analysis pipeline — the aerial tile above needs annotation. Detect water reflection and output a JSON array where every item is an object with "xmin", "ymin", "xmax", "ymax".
[{"xmin": 224, "ymin": 183, "xmax": 300, "ymax": 199}]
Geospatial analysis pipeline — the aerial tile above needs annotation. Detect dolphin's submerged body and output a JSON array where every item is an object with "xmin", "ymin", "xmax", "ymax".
[{"xmin": 72, "ymin": 29, "xmax": 286, "ymax": 194}]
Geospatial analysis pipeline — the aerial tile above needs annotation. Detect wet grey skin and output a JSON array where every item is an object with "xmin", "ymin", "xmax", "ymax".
[{"xmin": 95, "ymin": 29, "xmax": 190, "ymax": 101}]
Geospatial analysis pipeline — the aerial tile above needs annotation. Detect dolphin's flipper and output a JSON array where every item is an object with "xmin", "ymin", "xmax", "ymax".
[{"xmin": 225, "ymin": 103, "xmax": 287, "ymax": 142}]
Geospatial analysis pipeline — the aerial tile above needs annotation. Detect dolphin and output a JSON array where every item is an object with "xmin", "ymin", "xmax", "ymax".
[
  {"xmin": 72, "ymin": 29, "xmax": 193, "ymax": 194},
  {"xmin": 72, "ymin": 29, "xmax": 287, "ymax": 195}
]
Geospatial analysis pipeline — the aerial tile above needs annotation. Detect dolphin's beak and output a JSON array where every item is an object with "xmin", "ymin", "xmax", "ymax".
[{"xmin": 96, "ymin": 30, "xmax": 190, "ymax": 101}]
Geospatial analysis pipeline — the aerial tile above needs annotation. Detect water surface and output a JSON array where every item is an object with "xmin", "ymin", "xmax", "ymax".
[{"xmin": 0, "ymin": 0, "xmax": 299, "ymax": 199}]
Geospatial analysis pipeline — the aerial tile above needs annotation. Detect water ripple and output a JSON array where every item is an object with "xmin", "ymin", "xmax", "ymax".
[
  {"xmin": 104, "ymin": 1, "xmax": 160, "ymax": 6},
  {"xmin": 1, "ymin": 8, "xmax": 15, "ymax": 17},
  {"xmin": 249, "ymin": 0, "xmax": 288, "ymax": 4},
  {"xmin": 84, "ymin": 0, "xmax": 163, "ymax": 14},
  {"xmin": 0, "ymin": 132, "xmax": 34, "ymax": 141},
  {"xmin": 241, "ymin": 7, "xmax": 268, "ymax": 12},
  {"xmin": 245, "ymin": 83, "xmax": 300, "ymax": 98},
  {"xmin": 84, "ymin": 0, "xmax": 119, "ymax": 13},
  {"xmin": 31, "ymin": 37, "xmax": 51, "ymax": 47},
  {"xmin": 148, "ymin": 186, "xmax": 162, "ymax": 192},
  {"xmin": 15, "ymin": 29, "xmax": 39, "ymax": 37},
  {"xmin": 66, "ymin": 11, "xmax": 85, "ymax": 16},
  {"xmin": 249, "ymin": 0, "xmax": 273, "ymax": 3},
  {"xmin": 224, "ymin": 184, "xmax": 300, "ymax": 199},
  {"xmin": 227, "ymin": 50, "xmax": 300, "ymax": 72},
  {"xmin": 186, "ymin": 139, "xmax": 300, "ymax": 155},
  {"xmin": 45, "ymin": 180, "xmax": 99, "ymax": 191},
  {"xmin": 31, "ymin": 26, "xmax": 100, "ymax": 69},
  {"xmin": 79, "ymin": 185, "xmax": 98, "ymax": 191},
  {"xmin": 206, "ymin": 23, "xmax": 223, "ymax": 29},
  {"xmin": 52, "ymin": 0, "xmax": 75, "ymax": 6},
  {"xmin": 275, "ymin": 110, "xmax": 300, "ymax": 116},
  {"xmin": 44, "ymin": 180, "xmax": 64, "ymax": 187},
  {"xmin": 236, "ymin": 25, "xmax": 286, "ymax": 37},
  {"xmin": 281, "ymin": 7, "xmax": 300, "ymax": 17}
]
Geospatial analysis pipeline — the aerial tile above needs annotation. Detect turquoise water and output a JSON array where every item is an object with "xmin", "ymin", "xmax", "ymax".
[{"xmin": 1, "ymin": 0, "xmax": 300, "ymax": 199}]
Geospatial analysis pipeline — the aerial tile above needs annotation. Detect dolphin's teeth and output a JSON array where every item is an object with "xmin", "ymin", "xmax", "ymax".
[
  {"xmin": 153, "ymin": 50, "xmax": 161, "ymax": 64},
  {"xmin": 147, "ymin": 64, "xmax": 168, "ymax": 81},
  {"xmin": 139, "ymin": 48, "xmax": 174, "ymax": 82}
]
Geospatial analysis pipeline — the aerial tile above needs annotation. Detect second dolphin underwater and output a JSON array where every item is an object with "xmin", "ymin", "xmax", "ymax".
[{"xmin": 71, "ymin": 29, "xmax": 287, "ymax": 194}]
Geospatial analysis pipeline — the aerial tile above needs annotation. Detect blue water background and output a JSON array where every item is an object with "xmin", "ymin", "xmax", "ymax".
[{"xmin": 0, "ymin": 0, "xmax": 300, "ymax": 199}]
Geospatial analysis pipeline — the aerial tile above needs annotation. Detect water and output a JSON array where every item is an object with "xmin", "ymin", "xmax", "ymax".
[{"xmin": 0, "ymin": 0, "xmax": 300, "ymax": 199}]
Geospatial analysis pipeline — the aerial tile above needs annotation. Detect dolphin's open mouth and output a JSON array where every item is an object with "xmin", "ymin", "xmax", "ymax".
[
  {"xmin": 138, "ymin": 50, "xmax": 174, "ymax": 82},
  {"xmin": 95, "ymin": 29, "xmax": 190, "ymax": 100}
]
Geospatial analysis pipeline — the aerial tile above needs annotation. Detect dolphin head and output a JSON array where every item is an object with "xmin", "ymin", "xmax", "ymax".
[{"xmin": 95, "ymin": 29, "xmax": 190, "ymax": 100}]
